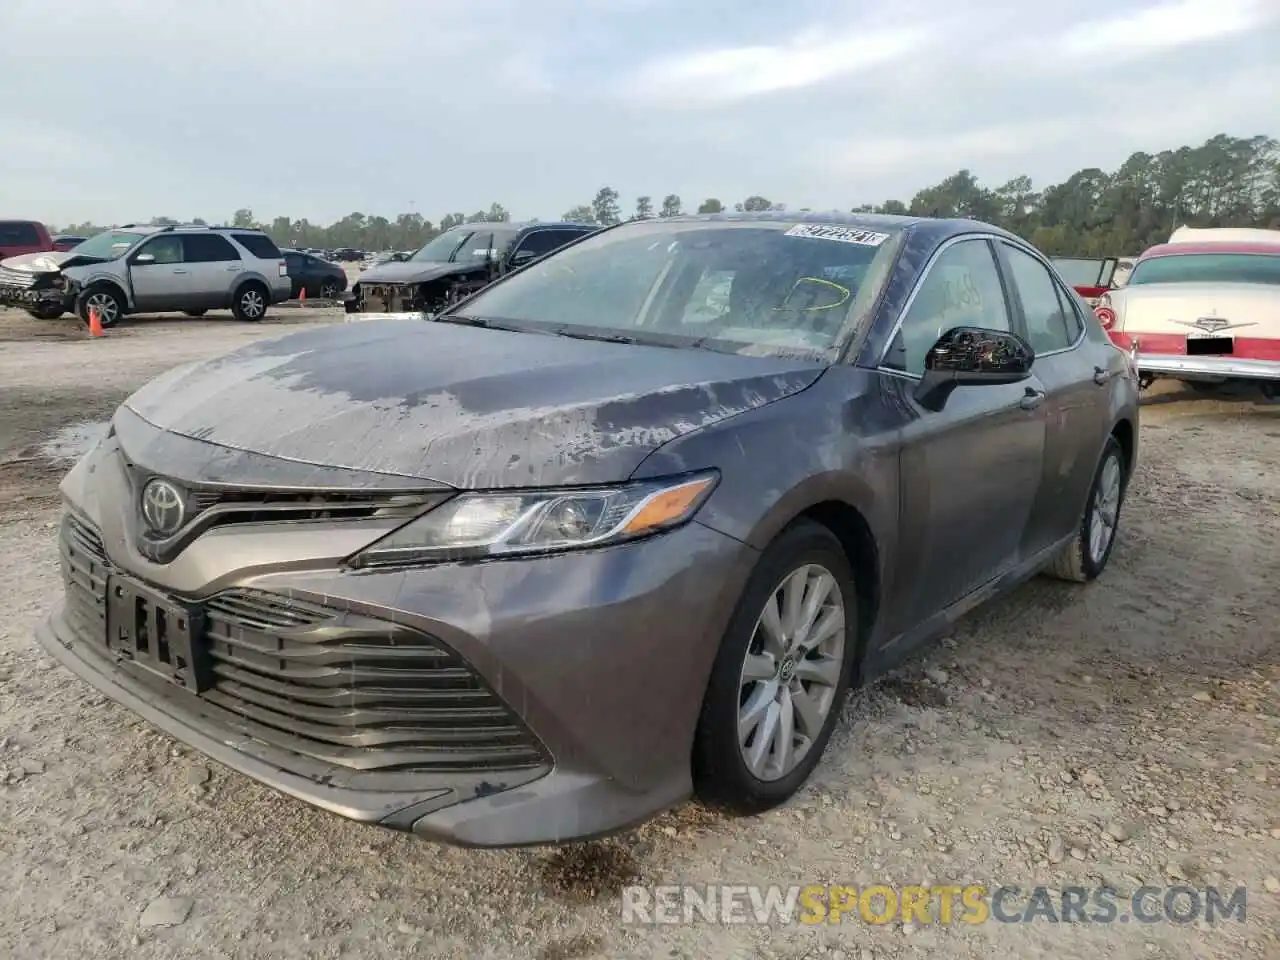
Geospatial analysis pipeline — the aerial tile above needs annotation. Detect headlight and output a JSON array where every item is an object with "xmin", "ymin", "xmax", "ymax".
[{"xmin": 346, "ymin": 471, "xmax": 719, "ymax": 567}]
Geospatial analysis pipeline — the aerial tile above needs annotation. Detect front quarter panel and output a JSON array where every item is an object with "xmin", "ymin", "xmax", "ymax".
[{"xmin": 631, "ymin": 367, "xmax": 901, "ymax": 618}]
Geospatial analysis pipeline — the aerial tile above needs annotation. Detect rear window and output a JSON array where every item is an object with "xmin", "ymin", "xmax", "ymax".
[
  {"xmin": 231, "ymin": 232, "xmax": 282, "ymax": 259},
  {"xmin": 1129, "ymin": 253, "xmax": 1280, "ymax": 286},
  {"xmin": 0, "ymin": 221, "xmax": 41, "ymax": 245}
]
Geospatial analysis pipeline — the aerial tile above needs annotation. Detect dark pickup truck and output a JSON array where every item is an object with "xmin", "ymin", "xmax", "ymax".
[{"xmin": 347, "ymin": 221, "xmax": 596, "ymax": 314}]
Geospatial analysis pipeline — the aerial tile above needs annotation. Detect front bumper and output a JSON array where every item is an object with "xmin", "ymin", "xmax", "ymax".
[
  {"xmin": 0, "ymin": 282, "xmax": 70, "ymax": 311},
  {"xmin": 38, "ymin": 479, "xmax": 756, "ymax": 846}
]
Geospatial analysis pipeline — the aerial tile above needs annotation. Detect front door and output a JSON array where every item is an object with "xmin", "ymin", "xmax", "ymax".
[
  {"xmin": 880, "ymin": 237, "xmax": 1048, "ymax": 637},
  {"xmin": 128, "ymin": 235, "xmax": 187, "ymax": 311}
]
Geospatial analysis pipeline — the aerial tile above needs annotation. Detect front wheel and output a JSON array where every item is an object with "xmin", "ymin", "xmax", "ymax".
[
  {"xmin": 319, "ymin": 279, "xmax": 340, "ymax": 300},
  {"xmin": 183, "ymin": 309, "xmax": 207, "ymax": 318},
  {"xmin": 75, "ymin": 285, "xmax": 125, "ymax": 327},
  {"xmin": 26, "ymin": 304, "xmax": 65, "ymax": 320},
  {"xmin": 693, "ymin": 520, "xmax": 857, "ymax": 815},
  {"xmin": 232, "ymin": 283, "xmax": 268, "ymax": 322},
  {"xmin": 1044, "ymin": 435, "xmax": 1126, "ymax": 583}
]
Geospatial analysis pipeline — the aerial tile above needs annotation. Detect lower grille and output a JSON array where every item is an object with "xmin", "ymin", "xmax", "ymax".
[
  {"xmin": 361, "ymin": 283, "xmax": 417, "ymax": 313},
  {"xmin": 57, "ymin": 514, "xmax": 546, "ymax": 776}
]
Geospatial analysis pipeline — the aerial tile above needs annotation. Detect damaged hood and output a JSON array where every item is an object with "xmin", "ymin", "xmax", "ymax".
[
  {"xmin": 0, "ymin": 250, "xmax": 75, "ymax": 274},
  {"xmin": 356, "ymin": 261, "xmax": 472, "ymax": 284},
  {"xmin": 122, "ymin": 318, "xmax": 827, "ymax": 488}
]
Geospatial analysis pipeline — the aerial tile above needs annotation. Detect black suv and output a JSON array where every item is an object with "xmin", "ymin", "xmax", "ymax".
[{"xmin": 347, "ymin": 221, "xmax": 596, "ymax": 314}]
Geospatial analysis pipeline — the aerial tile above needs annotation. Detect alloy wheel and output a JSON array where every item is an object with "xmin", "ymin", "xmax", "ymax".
[
  {"xmin": 240, "ymin": 289, "xmax": 265, "ymax": 319},
  {"xmin": 737, "ymin": 563, "xmax": 846, "ymax": 782},
  {"xmin": 1089, "ymin": 451, "xmax": 1122, "ymax": 564},
  {"xmin": 86, "ymin": 292, "xmax": 119, "ymax": 325}
]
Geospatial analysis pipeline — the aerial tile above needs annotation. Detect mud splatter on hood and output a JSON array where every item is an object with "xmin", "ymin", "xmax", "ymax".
[{"xmin": 123, "ymin": 319, "xmax": 827, "ymax": 488}]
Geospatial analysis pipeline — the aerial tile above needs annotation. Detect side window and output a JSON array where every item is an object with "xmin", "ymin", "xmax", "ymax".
[
  {"xmin": 884, "ymin": 239, "xmax": 1010, "ymax": 375},
  {"xmin": 137, "ymin": 235, "xmax": 183, "ymax": 264},
  {"xmin": 183, "ymin": 234, "xmax": 240, "ymax": 263},
  {"xmin": 231, "ymin": 233, "xmax": 282, "ymax": 259},
  {"xmin": 1002, "ymin": 244, "xmax": 1076, "ymax": 354},
  {"xmin": 283, "ymin": 253, "xmax": 304, "ymax": 271},
  {"xmin": 513, "ymin": 230, "xmax": 579, "ymax": 260},
  {"xmin": 1057, "ymin": 282, "xmax": 1086, "ymax": 340}
]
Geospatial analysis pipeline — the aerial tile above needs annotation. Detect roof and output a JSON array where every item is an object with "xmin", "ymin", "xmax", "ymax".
[
  {"xmin": 440, "ymin": 220, "xmax": 593, "ymax": 234},
  {"xmin": 608, "ymin": 210, "xmax": 1021, "ymax": 244},
  {"xmin": 1140, "ymin": 241, "xmax": 1280, "ymax": 260}
]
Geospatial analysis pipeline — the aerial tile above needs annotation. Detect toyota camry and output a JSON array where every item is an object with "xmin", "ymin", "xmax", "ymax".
[{"xmin": 37, "ymin": 212, "xmax": 1139, "ymax": 847}]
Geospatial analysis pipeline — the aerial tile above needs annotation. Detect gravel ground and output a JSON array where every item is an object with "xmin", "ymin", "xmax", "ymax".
[{"xmin": 0, "ymin": 305, "xmax": 1277, "ymax": 960}]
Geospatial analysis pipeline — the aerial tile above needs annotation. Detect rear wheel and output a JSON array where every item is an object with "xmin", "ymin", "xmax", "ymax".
[
  {"xmin": 1260, "ymin": 381, "xmax": 1280, "ymax": 403},
  {"xmin": 693, "ymin": 520, "xmax": 856, "ymax": 814},
  {"xmin": 1045, "ymin": 435, "xmax": 1126, "ymax": 583},
  {"xmin": 319, "ymin": 279, "xmax": 340, "ymax": 300},
  {"xmin": 232, "ymin": 282, "xmax": 268, "ymax": 322}
]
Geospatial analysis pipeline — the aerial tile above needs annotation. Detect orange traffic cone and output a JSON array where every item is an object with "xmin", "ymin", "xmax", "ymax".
[
  {"xmin": 298, "ymin": 286, "xmax": 306, "ymax": 304},
  {"xmin": 88, "ymin": 305, "xmax": 105, "ymax": 338}
]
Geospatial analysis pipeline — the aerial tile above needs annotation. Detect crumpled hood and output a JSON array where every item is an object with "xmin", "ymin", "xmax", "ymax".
[
  {"xmin": 0, "ymin": 250, "xmax": 74, "ymax": 274},
  {"xmin": 356, "ymin": 260, "xmax": 468, "ymax": 284},
  {"xmin": 122, "ymin": 318, "xmax": 826, "ymax": 488}
]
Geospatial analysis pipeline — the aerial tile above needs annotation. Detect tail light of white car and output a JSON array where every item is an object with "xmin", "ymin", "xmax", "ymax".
[
  {"xmin": 278, "ymin": 260, "xmax": 288, "ymax": 277},
  {"xmin": 1094, "ymin": 292, "xmax": 1117, "ymax": 329}
]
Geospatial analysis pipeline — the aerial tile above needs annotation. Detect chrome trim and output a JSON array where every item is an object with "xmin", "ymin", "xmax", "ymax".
[{"xmin": 1136, "ymin": 354, "xmax": 1280, "ymax": 382}]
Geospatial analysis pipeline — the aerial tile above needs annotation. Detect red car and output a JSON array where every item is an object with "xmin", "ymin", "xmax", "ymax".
[
  {"xmin": 0, "ymin": 219, "xmax": 54, "ymax": 260},
  {"xmin": 1051, "ymin": 256, "xmax": 1119, "ymax": 307}
]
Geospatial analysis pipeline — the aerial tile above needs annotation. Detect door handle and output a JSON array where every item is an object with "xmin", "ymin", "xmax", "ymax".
[
  {"xmin": 171, "ymin": 269, "xmax": 189, "ymax": 274},
  {"xmin": 1093, "ymin": 366, "xmax": 1112, "ymax": 385},
  {"xmin": 226, "ymin": 265, "xmax": 239, "ymax": 271},
  {"xmin": 1019, "ymin": 387, "xmax": 1046, "ymax": 410}
]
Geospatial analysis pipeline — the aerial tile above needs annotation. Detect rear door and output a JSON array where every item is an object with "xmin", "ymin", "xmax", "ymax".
[
  {"xmin": 996, "ymin": 241, "xmax": 1111, "ymax": 554},
  {"xmin": 883, "ymin": 236, "xmax": 1049, "ymax": 636},
  {"xmin": 181, "ymin": 233, "xmax": 244, "ymax": 308}
]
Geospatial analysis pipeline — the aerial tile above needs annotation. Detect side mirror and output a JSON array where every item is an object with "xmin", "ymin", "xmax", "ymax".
[
  {"xmin": 913, "ymin": 326, "xmax": 1035, "ymax": 411},
  {"xmin": 133, "ymin": 253, "xmax": 156, "ymax": 265},
  {"xmin": 509, "ymin": 249, "xmax": 537, "ymax": 268}
]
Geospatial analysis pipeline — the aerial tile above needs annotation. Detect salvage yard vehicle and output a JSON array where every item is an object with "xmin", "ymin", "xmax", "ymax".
[
  {"xmin": 0, "ymin": 224, "xmax": 292, "ymax": 325},
  {"xmin": 37, "ymin": 212, "xmax": 1139, "ymax": 847},
  {"xmin": 1094, "ymin": 229, "xmax": 1280, "ymax": 399},
  {"xmin": 1050, "ymin": 256, "xmax": 1118, "ymax": 307},
  {"xmin": 283, "ymin": 249, "xmax": 348, "ymax": 300},
  {"xmin": 0, "ymin": 218, "xmax": 53, "ymax": 260},
  {"xmin": 347, "ymin": 221, "xmax": 596, "ymax": 314}
]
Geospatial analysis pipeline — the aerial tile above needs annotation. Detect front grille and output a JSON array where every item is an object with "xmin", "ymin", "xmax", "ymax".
[
  {"xmin": 56, "ymin": 514, "xmax": 545, "ymax": 776},
  {"xmin": 0, "ymin": 267, "xmax": 36, "ymax": 289},
  {"xmin": 185, "ymin": 488, "xmax": 418, "ymax": 523}
]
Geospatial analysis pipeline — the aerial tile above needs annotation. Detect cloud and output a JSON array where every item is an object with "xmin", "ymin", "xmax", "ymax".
[
  {"xmin": 0, "ymin": 0, "xmax": 1276, "ymax": 226},
  {"xmin": 1058, "ymin": 0, "xmax": 1277, "ymax": 59},
  {"xmin": 623, "ymin": 24, "xmax": 935, "ymax": 106}
]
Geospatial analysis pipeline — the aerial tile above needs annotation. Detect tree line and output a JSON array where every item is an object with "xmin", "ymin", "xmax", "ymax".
[{"xmin": 53, "ymin": 133, "xmax": 1279, "ymax": 257}]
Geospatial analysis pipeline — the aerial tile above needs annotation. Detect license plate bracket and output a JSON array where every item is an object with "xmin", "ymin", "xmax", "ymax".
[
  {"xmin": 1186, "ymin": 336, "xmax": 1233, "ymax": 355},
  {"xmin": 106, "ymin": 575, "xmax": 211, "ymax": 692}
]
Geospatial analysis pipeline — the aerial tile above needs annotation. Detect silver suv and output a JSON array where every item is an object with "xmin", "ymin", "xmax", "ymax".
[{"xmin": 0, "ymin": 224, "xmax": 292, "ymax": 326}]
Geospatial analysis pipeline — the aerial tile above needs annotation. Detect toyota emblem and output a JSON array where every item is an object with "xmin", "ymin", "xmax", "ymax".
[{"xmin": 141, "ymin": 478, "xmax": 186, "ymax": 536}]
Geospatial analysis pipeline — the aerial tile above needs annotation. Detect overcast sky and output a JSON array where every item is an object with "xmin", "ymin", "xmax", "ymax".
[{"xmin": 2, "ymin": 0, "xmax": 1278, "ymax": 227}]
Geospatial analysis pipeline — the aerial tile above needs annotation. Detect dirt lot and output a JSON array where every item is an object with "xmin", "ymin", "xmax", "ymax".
[{"xmin": 1, "ymin": 305, "xmax": 1277, "ymax": 960}]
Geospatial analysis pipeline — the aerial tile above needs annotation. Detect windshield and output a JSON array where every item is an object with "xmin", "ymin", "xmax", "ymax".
[
  {"xmin": 410, "ymin": 229, "xmax": 516, "ymax": 264},
  {"xmin": 1128, "ymin": 252, "xmax": 1280, "ymax": 286},
  {"xmin": 1051, "ymin": 257, "xmax": 1108, "ymax": 287},
  {"xmin": 446, "ymin": 219, "xmax": 904, "ymax": 359},
  {"xmin": 70, "ymin": 230, "xmax": 146, "ymax": 261}
]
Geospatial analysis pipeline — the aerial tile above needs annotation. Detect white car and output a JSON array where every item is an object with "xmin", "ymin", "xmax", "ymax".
[{"xmin": 1094, "ymin": 228, "xmax": 1280, "ymax": 400}]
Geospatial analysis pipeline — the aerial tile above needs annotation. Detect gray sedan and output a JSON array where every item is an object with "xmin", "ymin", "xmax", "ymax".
[{"xmin": 37, "ymin": 212, "xmax": 1139, "ymax": 847}]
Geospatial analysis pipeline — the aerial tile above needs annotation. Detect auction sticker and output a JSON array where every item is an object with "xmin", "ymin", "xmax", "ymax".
[{"xmin": 785, "ymin": 224, "xmax": 889, "ymax": 246}]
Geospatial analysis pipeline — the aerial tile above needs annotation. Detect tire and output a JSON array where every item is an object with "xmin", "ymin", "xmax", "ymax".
[
  {"xmin": 1045, "ymin": 435, "xmax": 1126, "ymax": 583},
  {"xmin": 1259, "ymin": 381, "xmax": 1280, "ymax": 403},
  {"xmin": 232, "ymin": 282, "xmax": 268, "ymax": 322},
  {"xmin": 183, "ymin": 309, "xmax": 207, "ymax": 318},
  {"xmin": 1187, "ymin": 380, "xmax": 1230, "ymax": 395},
  {"xmin": 318, "ymin": 279, "xmax": 340, "ymax": 300},
  {"xmin": 75, "ymin": 284, "xmax": 125, "ymax": 328},
  {"xmin": 693, "ymin": 520, "xmax": 857, "ymax": 815},
  {"xmin": 26, "ymin": 304, "xmax": 64, "ymax": 320}
]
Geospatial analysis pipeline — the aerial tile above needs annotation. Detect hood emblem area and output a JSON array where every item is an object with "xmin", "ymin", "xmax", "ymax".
[{"xmin": 140, "ymin": 477, "xmax": 188, "ymax": 537}]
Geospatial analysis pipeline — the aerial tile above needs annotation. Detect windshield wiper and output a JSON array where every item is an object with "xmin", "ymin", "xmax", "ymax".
[
  {"xmin": 430, "ymin": 313, "xmax": 554, "ymax": 335},
  {"xmin": 550, "ymin": 326, "xmax": 642, "ymax": 345}
]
